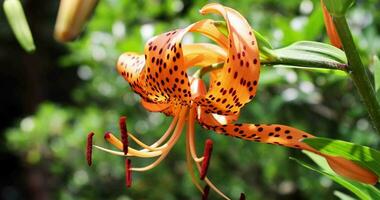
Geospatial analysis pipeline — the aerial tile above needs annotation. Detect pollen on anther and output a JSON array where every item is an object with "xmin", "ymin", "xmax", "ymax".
[
  {"xmin": 119, "ymin": 116, "xmax": 128, "ymax": 155},
  {"xmin": 200, "ymin": 139, "xmax": 213, "ymax": 180},
  {"xmin": 126, "ymin": 159, "xmax": 132, "ymax": 188},
  {"xmin": 201, "ymin": 185, "xmax": 210, "ymax": 200},
  {"xmin": 86, "ymin": 132, "xmax": 95, "ymax": 166}
]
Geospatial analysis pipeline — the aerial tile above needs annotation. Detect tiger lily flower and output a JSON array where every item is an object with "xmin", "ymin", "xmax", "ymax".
[{"xmin": 87, "ymin": 3, "xmax": 377, "ymax": 199}]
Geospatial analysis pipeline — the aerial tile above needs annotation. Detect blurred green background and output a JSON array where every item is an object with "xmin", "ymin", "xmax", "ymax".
[{"xmin": 1, "ymin": 0, "xmax": 380, "ymax": 199}]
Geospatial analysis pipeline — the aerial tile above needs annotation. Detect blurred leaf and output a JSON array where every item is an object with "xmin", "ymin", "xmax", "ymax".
[
  {"xmin": 334, "ymin": 191, "xmax": 357, "ymax": 200},
  {"xmin": 373, "ymin": 55, "xmax": 380, "ymax": 93},
  {"xmin": 3, "ymin": 0, "xmax": 35, "ymax": 52},
  {"xmin": 302, "ymin": 137, "xmax": 380, "ymax": 177},
  {"xmin": 303, "ymin": 5, "xmax": 324, "ymax": 40},
  {"xmin": 291, "ymin": 151, "xmax": 380, "ymax": 200},
  {"xmin": 322, "ymin": 0, "xmax": 355, "ymax": 16}
]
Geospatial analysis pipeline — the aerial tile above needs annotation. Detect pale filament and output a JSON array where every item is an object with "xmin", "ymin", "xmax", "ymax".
[
  {"xmin": 188, "ymin": 105, "xmax": 204, "ymax": 163},
  {"xmin": 93, "ymin": 107, "xmax": 182, "ymax": 157},
  {"xmin": 185, "ymin": 118, "xmax": 203, "ymax": 192},
  {"xmin": 186, "ymin": 105, "xmax": 230, "ymax": 200},
  {"xmin": 131, "ymin": 106, "xmax": 188, "ymax": 171},
  {"xmin": 128, "ymin": 109, "xmax": 180, "ymax": 152}
]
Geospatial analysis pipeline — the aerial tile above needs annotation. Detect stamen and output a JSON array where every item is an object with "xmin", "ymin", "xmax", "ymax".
[
  {"xmin": 188, "ymin": 106, "xmax": 204, "ymax": 162},
  {"xmin": 86, "ymin": 132, "xmax": 95, "ymax": 166},
  {"xmin": 125, "ymin": 159, "xmax": 132, "ymax": 188},
  {"xmin": 104, "ymin": 132, "xmax": 123, "ymax": 150},
  {"xmin": 200, "ymin": 139, "xmax": 213, "ymax": 180},
  {"xmin": 201, "ymin": 185, "xmax": 210, "ymax": 200},
  {"xmin": 240, "ymin": 193, "xmax": 246, "ymax": 200},
  {"xmin": 185, "ymin": 122, "xmax": 204, "ymax": 192},
  {"xmin": 119, "ymin": 116, "xmax": 128, "ymax": 155},
  {"xmin": 130, "ymin": 106, "xmax": 188, "ymax": 171}
]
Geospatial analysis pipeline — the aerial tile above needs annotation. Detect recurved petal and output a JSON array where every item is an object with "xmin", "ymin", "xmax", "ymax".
[
  {"xmin": 143, "ymin": 28, "xmax": 194, "ymax": 105},
  {"xmin": 195, "ymin": 3, "xmax": 260, "ymax": 115},
  {"xmin": 117, "ymin": 53, "xmax": 149, "ymax": 102},
  {"xmin": 140, "ymin": 99, "xmax": 170, "ymax": 112},
  {"xmin": 200, "ymin": 116, "xmax": 377, "ymax": 184},
  {"xmin": 191, "ymin": 78, "xmax": 239, "ymax": 125},
  {"xmin": 189, "ymin": 19, "xmax": 228, "ymax": 49},
  {"xmin": 183, "ymin": 43, "xmax": 227, "ymax": 67}
]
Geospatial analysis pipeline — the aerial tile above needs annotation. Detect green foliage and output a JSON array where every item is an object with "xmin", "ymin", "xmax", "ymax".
[
  {"xmin": 292, "ymin": 151, "xmax": 380, "ymax": 199},
  {"xmin": 303, "ymin": 137, "xmax": 380, "ymax": 177},
  {"xmin": 322, "ymin": 0, "xmax": 355, "ymax": 16},
  {"xmin": 373, "ymin": 56, "xmax": 380, "ymax": 93}
]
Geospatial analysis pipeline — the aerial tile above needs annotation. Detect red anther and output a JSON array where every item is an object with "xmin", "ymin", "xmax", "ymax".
[
  {"xmin": 200, "ymin": 139, "xmax": 213, "ymax": 180},
  {"xmin": 125, "ymin": 159, "xmax": 132, "ymax": 188},
  {"xmin": 201, "ymin": 185, "xmax": 210, "ymax": 200},
  {"xmin": 239, "ymin": 193, "xmax": 246, "ymax": 200},
  {"xmin": 104, "ymin": 132, "xmax": 111, "ymax": 139},
  {"xmin": 86, "ymin": 132, "xmax": 95, "ymax": 166},
  {"xmin": 119, "ymin": 116, "xmax": 128, "ymax": 155}
]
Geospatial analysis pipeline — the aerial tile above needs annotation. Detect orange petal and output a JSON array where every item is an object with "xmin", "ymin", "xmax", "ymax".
[
  {"xmin": 325, "ymin": 155, "xmax": 378, "ymax": 184},
  {"xmin": 195, "ymin": 3, "xmax": 261, "ymax": 115},
  {"xmin": 140, "ymin": 19, "xmax": 230, "ymax": 105},
  {"xmin": 140, "ymin": 99, "xmax": 170, "ymax": 112},
  {"xmin": 191, "ymin": 78, "xmax": 239, "ymax": 125},
  {"xmin": 140, "ymin": 99, "xmax": 177, "ymax": 116},
  {"xmin": 189, "ymin": 19, "xmax": 228, "ymax": 49},
  {"xmin": 117, "ymin": 53, "xmax": 149, "ymax": 101},
  {"xmin": 321, "ymin": 0, "xmax": 342, "ymax": 49},
  {"xmin": 183, "ymin": 43, "xmax": 227, "ymax": 67},
  {"xmin": 200, "ymin": 117, "xmax": 378, "ymax": 184},
  {"xmin": 143, "ymin": 28, "xmax": 195, "ymax": 105}
]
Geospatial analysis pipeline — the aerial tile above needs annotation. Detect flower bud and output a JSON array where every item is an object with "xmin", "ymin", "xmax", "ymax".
[
  {"xmin": 54, "ymin": 0, "xmax": 98, "ymax": 42},
  {"xmin": 3, "ymin": 0, "xmax": 35, "ymax": 52}
]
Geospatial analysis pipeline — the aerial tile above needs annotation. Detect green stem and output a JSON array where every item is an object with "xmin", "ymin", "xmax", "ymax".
[{"xmin": 333, "ymin": 16, "xmax": 380, "ymax": 134}]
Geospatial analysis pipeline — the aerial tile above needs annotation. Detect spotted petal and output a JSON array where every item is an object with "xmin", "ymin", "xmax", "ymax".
[
  {"xmin": 195, "ymin": 3, "xmax": 261, "ymax": 115},
  {"xmin": 117, "ymin": 53, "xmax": 149, "ymax": 102}
]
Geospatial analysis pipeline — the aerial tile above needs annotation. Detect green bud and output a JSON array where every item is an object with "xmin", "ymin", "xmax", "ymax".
[
  {"xmin": 3, "ymin": 0, "xmax": 36, "ymax": 53},
  {"xmin": 54, "ymin": 0, "xmax": 98, "ymax": 42},
  {"xmin": 322, "ymin": 0, "xmax": 355, "ymax": 17}
]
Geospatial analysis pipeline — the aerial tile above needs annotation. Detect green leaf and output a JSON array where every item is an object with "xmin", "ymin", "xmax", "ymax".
[
  {"xmin": 302, "ymin": 137, "xmax": 380, "ymax": 177},
  {"xmin": 291, "ymin": 151, "xmax": 380, "ymax": 200},
  {"xmin": 373, "ymin": 55, "xmax": 380, "ymax": 93},
  {"xmin": 322, "ymin": 0, "xmax": 355, "ymax": 17},
  {"xmin": 268, "ymin": 41, "xmax": 347, "ymax": 71},
  {"xmin": 334, "ymin": 191, "xmax": 357, "ymax": 200},
  {"xmin": 3, "ymin": 0, "xmax": 35, "ymax": 52}
]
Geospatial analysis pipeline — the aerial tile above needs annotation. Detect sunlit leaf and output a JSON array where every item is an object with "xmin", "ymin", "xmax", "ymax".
[
  {"xmin": 322, "ymin": 0, "xmax": 355, "ymax": 16},
  {"xmin": 291, "ymin": 151, "xmax": 380, "ymax": 200},
  {"xmin": 373, "ymin": 55, "xmax": 380, "ymax": 93},
  {"xmin": 334, "ymin": 191, "xmax": 356, "ymax": 200},
  {"xmin": 302, "ymin": 137, "xmax": 380, "ymax": 177},
  {"xmin": 269, "ymin": 41, "xmax": 347, "ymax": 72}
]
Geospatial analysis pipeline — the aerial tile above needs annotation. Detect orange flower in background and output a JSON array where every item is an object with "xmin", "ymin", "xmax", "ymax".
[
  {"xmin": 321, "ymin": 0, "xmax": 343, "ymax": 49},
  {"xmin": 87, "ymin": 3, "xmax": 376, "ymax": 199}
]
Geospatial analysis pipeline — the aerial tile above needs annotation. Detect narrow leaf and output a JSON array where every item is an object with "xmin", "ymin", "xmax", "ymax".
[
  {"xmin": 302, "ymin": 137, "xmax": 380, "ymax": 177},
  {"xmin": 292, "ymin": 151, "xmax": 380, "ymax": 200},
  {"xmin": 3, "ymin": 0, "xmax": 35, "ymax": 52},
  {"xmin": 373, "ymin": 55, "xmax": 380, "ymax": 92}
]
